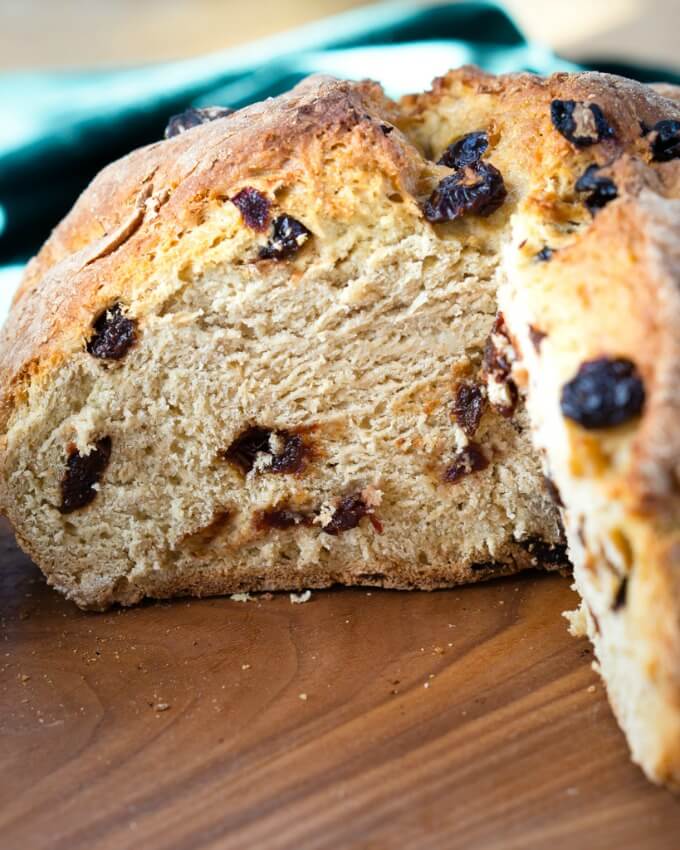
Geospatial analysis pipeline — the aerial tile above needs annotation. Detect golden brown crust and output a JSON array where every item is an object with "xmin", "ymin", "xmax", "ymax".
[
  {"xmin": 400, "ymin": 66, "xmax": 680, "ymax": 784},
  {"xmin": 0, "ymin": 75, "xmax": 411, "ymax": 432}
]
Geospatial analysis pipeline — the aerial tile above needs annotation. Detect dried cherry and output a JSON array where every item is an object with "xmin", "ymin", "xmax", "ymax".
[
  {"xmin": 323, "ymin": 494, "xmax": 370, "ymax": 535},
  {"xmin": 452, "ymin": 381, "xmax": 486, "ymax": 438},
  {"xmin": 560, "ymin": 357, "xmax": 645, "ymax": 429},
  {"xmin": 224, "ymin": 426, "xmax": 308, "ymax": 474},
  {"xmin": 442, "ymin": 443, "xmax": 489, "ymax": 484},
  {"xmin": 60, "ymin": 437, "xmax": 112, "ymax": 513},
  {"xmin": 424, "ymin": 161, "xmax": 507, "ymax": 223},
  {"xmin": 550, "ymin": 100, "xmax": 614, "ymax": 146},
  {"xmin": 438, "ymin": 131, "xmax": 489, "ymax": 169},
  {"xmin": 231, "ymin": 187, "xmax": 271, "ymax": 231},
  {"xmin": 259, "ymin": 215, "xmax": 311, "ymax": 260},
  {"xmin": 648, "ymin": 119, "xmax": 680, "ymax": 162},
  {"xmin": 575, "ymin": 165, "xmax": 618, "ymax": 215},
  {"xmin": 87, "ymin": 303, "xmax": 136, "ymax": 360}
]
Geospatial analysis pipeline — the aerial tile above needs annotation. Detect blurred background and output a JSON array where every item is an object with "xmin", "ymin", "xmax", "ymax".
[{"xmin": 2, "ymin": 0, "xmax": 678, "ymax": 71}]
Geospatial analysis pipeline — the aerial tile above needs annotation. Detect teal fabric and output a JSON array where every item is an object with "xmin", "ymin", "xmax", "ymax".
[{"xmin": 1, "ymin": 0, "xmax": 678, "ymax": 273}]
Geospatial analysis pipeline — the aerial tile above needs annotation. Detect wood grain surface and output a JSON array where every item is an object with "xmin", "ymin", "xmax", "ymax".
[{"xmin": 1, "ymin": 517, "xmax": 680, "ymax": 850}]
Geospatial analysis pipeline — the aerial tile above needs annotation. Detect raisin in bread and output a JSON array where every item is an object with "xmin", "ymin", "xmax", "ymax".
[
  {"xmin": 2, "ymin": 68, "xmax": 680, "ymax": 788},
  {"xmin": 0, "ymin": 75, "xmax": 564, "ymax": 613},
  {"xmin": 402, "ymin": 67, "xmax": 680, "ymax": 787}
]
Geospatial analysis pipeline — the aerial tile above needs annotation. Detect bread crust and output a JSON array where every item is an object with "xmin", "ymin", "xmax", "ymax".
[
  {"xmin": 402, "ymin": 66, "xmax": 680, "ymax": 786},
  {"xmin": 0, "ymin": 76, "xmax": 411, "ymax": 431}
]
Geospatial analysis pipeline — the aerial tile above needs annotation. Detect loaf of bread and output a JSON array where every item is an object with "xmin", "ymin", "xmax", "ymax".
[{"xmin": 1, "ymin": 67, "xmax": 679, "ymax": 787}]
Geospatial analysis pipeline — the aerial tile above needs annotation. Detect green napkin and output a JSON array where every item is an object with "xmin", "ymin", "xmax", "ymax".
[{"xmin": 0, "ymin": 0, "xmax": 677, "ymax": 292}]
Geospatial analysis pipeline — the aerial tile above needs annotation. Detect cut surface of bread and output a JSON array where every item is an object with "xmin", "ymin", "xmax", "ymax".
[
  {"xmin": 402, "ymin": 68, "xmax": 680, "ymax": 787},
  {"xmin": 0, "ymin": 75, "xmax": 564, "ymax": 610},
  {"xmin": 2, "ymin": 68, "xmax": 680, "ymax": 788}
]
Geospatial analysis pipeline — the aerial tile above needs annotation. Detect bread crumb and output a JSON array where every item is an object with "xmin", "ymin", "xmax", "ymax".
[
  {"xmin": 154, "ymin": 702, "xmax": 170, "ymax": 712},
  {"xmin": 433, "ymin": 646, "xmax": 444, "ymax": 655},
  {"xmin": 241, "ymin": 664, "xmax": 251, "ymax": 671},
  {"xmin": 230, "ymin": 593, "xmax": 252, "ymax": 603},
  {"xmin": 563, "ymin": 603, "xmax": 587, "ymax": 637},
  {"xmin": 18, "ymin": 673, "xmax": 30, "ymax": 683},
  {"xmin": 360, "ymin": 484, "xmax": 383, "ymax": 508},
  {"xmin": 587, "ymin": 684, "xmax": 596, "ymax": 693},
  {"xmin": 298, "ymin": 693, "xmax": 308, "ymax": 701},
  {"xmin": 290, "ymin": 590, "xmax": 312, "ymax": 604}
]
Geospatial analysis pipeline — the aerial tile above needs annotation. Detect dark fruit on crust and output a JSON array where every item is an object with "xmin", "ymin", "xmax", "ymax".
[
  {"xmin": 323, "ymin": 494, "xmax": 370, "ymax": 535},
  {"xmin": 575, "ymin": 165, "xmax": 618, "ymax": 215},
  {"xmin": 550, "ymin": 100, "xmax": 614, "ymax": 147},
  {"xmin": 438, "ymin": 131, "xmax": 489, "ymax": 169},
  {"xmin": 224, "ymin": 426, "xmax": 308, "ymax": 474},
  {"xmin": 231, "ymin": 187, "xmax": 271, "ymax": 231},
  {"xmin": 560, "ymin": 357, "xmax": 645, "ymax": 429},
  {"xmin": 164, "ymin": 106, "xmax": 234, "ymax": 138},
  {"xmin": 648, "ymin": 119, "xmax": 680, "ymax": 162},
  {"xmin": 536, "ymin": 246, "xmax": 553, "ymax": 262},
  {"xmin": 259, "ymin": 215, "xmax": 311, "ymax": 260},
  {"xmin": 424, "ymin": 161, "xmax": 507, "ymax": 223},
  {"xmin": 87, "ymin": 303, "xmax": 136, "ymax": 360},
  {"xmin": 443, "ymin": 443, "xmax": 489, "ymax": 483},
  {"xmin": 452, "ymin": 381, "xmax": 486, "ymax": 438},
  {"xmin": 60, "ymin": 437, "xmax": 112, "ymax": 514}
]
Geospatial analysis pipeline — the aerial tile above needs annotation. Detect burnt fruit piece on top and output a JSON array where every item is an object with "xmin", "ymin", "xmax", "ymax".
[
  {"xmin": 164, "ymin": 106, "xmax": 234, "ymax": 139},
  {"xmin": 560, "ymin": 357, "xmax": 645, "ymax": 429},
  {"xmin": 224, "ymin": 426, "xmax": 309, "ymax": 475},
  {"xmin": 550, "ymin": 100, "xmax": 614, "ymax": 147},
  {"xmin": 87, "ymin": 303, "xmax": 137, "ymax": 360},
  {"xmin": 230, "ymin": 187, "xmax": 271, "ymax": 231},
  {"xmin": 452, "ymin": 381, "xmax": 486, "ymax": 438},
  {"xmin": 536, "ymin": 246, "xmax": 553, "ymax": 262},
  {"xmin": 424, "ymin": 161, "xmax": 507, "ymax": 223},
  {"xmin": 438, "ymin": 131, "xmax": 489, "ymax": 169},
  {"xmin": 322, "ymin": 494, "xmax": 371, "ymax": 535},
  {"xmin": 575, "ymin": 165, "xmax": 618, "ymax": 215},
  {"xmin": 443, "ymin": 443, "xmax": 489, "ymax": 484},
  {"xmin": 259, "ymin": 215, "xmax": 311, "ymax": 260},
  {"xmin": 60, "ymin": 437, "xmax": 112, "ymax": 514},
  {"xmin": 648, "ymin": 119, "xmax": 680, "ymax": 162}
]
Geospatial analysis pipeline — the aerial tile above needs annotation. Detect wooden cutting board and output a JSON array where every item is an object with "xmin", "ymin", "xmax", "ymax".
[{"xmin": 1, "ymin": 518, "xmax": 679, "ymax": 850}]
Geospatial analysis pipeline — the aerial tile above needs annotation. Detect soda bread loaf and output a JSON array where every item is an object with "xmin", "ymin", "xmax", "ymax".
[{"xmin": 1, "ymin": 68, "xmax": 680, "ymax": 786}]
